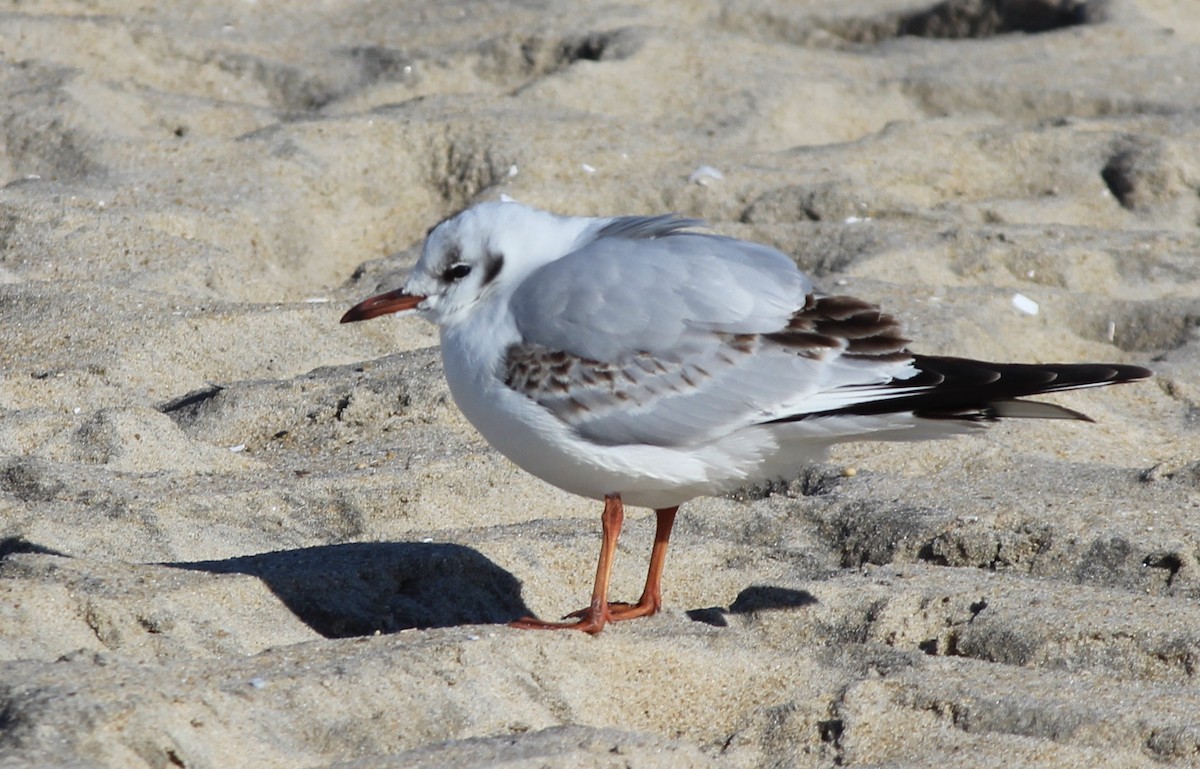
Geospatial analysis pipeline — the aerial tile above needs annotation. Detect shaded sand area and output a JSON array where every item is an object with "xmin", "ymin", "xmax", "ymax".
[{"xmin": 2, "ymin": 0, "xmax": 1200, "ymax": 766}]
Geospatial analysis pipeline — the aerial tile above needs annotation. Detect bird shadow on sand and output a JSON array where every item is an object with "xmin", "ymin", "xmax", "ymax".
[
  {"xmin": 686, "ymin": 585, "xmax": 818, "ymax": 627},
  {"xmin": 0, "ymin": 536, "xmax": 71, "ymax": 559},
  {"xmin": 168, "ymin": 542, "xmax": 532, "ymax": 637}
]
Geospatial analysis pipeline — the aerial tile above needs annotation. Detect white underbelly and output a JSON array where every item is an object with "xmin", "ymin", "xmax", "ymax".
[{"xmin": 438, "ymin": 329, "xmax": 781, "ymax": 508}]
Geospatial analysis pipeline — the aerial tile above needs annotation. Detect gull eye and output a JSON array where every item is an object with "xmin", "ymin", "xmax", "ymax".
[{"xmin": 442, "ymin": 263, "xmax": 472, "ymax": 282}]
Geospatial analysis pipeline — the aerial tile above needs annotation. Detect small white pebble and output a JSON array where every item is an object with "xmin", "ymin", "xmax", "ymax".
[
  {"xmin": 1011, "ymin": 292, "xmax": 1039, "ymax": 316},
  {"xmin": 843, "ymin": 216, "xmax": 870, "ymax": 224},
  {"xmin": 304, "ymin": 297, "xmax": 330, "ymax": 304},
  {"xmin": 249, "ymin": 677, "xmax": 266, "ymax": 689},
  {"xmin": 1106, "ymin": 320, "xmax": 1116, "ymax": 342},
  {"xmin": 466, "ymin": 634, "xmax": 480, "ymax": 641},
  {"xmin": 229, "ymin": 444, "xmax": 247, "ymax": 453},
  {"xmin": 73, "ymin": 407, "xmax": 81, "ymax": 414},
  {"xmin": 687, "ymin": 165, "xmax": 724, "ymax": 186},
  {"xmin": 581, "ymin": 163, "xmax": 596, "ymax": 174},
  {"xmin": 420, "ymin": 537, "xmax": 433, "ymax": 543},
  {"xmin": 1026, "ymin": 270, "xmax": 1035, "ymax": 278},
  {"xmin": 499, "ymin": 193, "xmax": 516, "ymax": 203},
  {"xmin": 507, "ymin": 164, "xmax": 519, "ymax": 178}
]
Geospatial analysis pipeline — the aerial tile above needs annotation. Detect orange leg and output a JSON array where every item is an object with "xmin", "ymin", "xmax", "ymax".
[
  {"xmin": 509, "ymin": 499, "xmax": 680, "ymax": 634},
  {"xmin": 510, "ymin": 493, "xmax": 625, "ymax": 634},
  {"xmin": 608, "ymin": 506, "xmax": 678, "ymax": 621}
]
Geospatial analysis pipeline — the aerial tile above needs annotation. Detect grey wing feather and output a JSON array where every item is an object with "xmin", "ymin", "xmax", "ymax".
[
  {"xmin": 592, "ymin": 214, "xmax": 704, "ymax": 240},
  {"xmin": 511, "ymin": 231, "xmax": 811, "ymax": 360}
]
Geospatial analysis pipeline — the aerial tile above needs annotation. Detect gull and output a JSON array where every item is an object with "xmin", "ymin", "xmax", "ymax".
[{"xmin": 341, "ymin": 201, "xmax": 1151, "ymax": 634}]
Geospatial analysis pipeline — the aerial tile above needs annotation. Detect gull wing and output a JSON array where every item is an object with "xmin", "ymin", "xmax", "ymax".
[{"xmin": 506, "ymin": 230, "xmax": 912, "ymax": 446}]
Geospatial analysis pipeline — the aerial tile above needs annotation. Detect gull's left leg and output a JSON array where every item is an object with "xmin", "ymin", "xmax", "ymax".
[{"xmin": 608, "ymin": 506, "xmax": 679, "ymax": 622}]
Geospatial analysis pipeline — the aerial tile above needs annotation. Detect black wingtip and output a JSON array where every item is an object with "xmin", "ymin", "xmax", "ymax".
[
  {"xmin": 902, "ymin": 357, "xmax": 1152, "ymax": 422},
  {"xmin": 1117, "ymin": 364, "xmax": 1154, "ymax": 382},
  {"xmin": 770, "ymin": 357, "xmax": 1152, "ymax": 425}
]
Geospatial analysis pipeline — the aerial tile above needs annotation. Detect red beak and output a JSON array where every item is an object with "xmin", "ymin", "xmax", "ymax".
[{"xmin": 340, "ymin": 289, "xmax": 427, "ymax": 323}]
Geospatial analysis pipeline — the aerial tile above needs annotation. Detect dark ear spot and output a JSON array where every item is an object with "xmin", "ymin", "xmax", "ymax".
[{"xmin": 482, "ymin": 251, "xmax": 505, "ymax": 286}]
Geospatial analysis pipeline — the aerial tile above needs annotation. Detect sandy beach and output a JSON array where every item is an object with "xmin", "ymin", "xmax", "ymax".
[{"xmin": 2, "ymin": 0, "xmax": 1199, "ymax": 766}]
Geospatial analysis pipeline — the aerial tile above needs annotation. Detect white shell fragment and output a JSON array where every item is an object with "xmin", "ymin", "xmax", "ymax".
[
  {"xmin": 687, "ymin": 165, "xmax": 724, "ymax": 186},
  {"xmin": 1011, "ymin": 292, "xmax": 1039, "ymax": 316}
]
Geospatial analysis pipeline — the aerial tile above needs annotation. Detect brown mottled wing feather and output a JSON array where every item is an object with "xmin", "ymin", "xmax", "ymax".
[
  {"xmin": 503, "ymin": 343, "xmax": 685, "ymax": 417},
  {"xmin": 763, "ymin": 295, "xmax": 911, "ymax": 362},
  {"xmin": 502, "ymin": 336, "xmax": 757, "ymax": 444}
]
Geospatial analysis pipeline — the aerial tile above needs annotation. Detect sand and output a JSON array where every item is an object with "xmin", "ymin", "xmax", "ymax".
[{"xmin": 2, "ymin": 0, "xmax": 1199, "ymax": 766}]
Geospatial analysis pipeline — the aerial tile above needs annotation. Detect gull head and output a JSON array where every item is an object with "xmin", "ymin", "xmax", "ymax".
[{"xmin": 341, "ymin": 201, "xmax": 595, "ymax": 327}]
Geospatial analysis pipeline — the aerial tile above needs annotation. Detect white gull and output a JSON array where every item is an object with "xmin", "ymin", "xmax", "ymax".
[{"xmin": 342, "ymin": 201, "xmax": 1151, "ymax": 633}]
